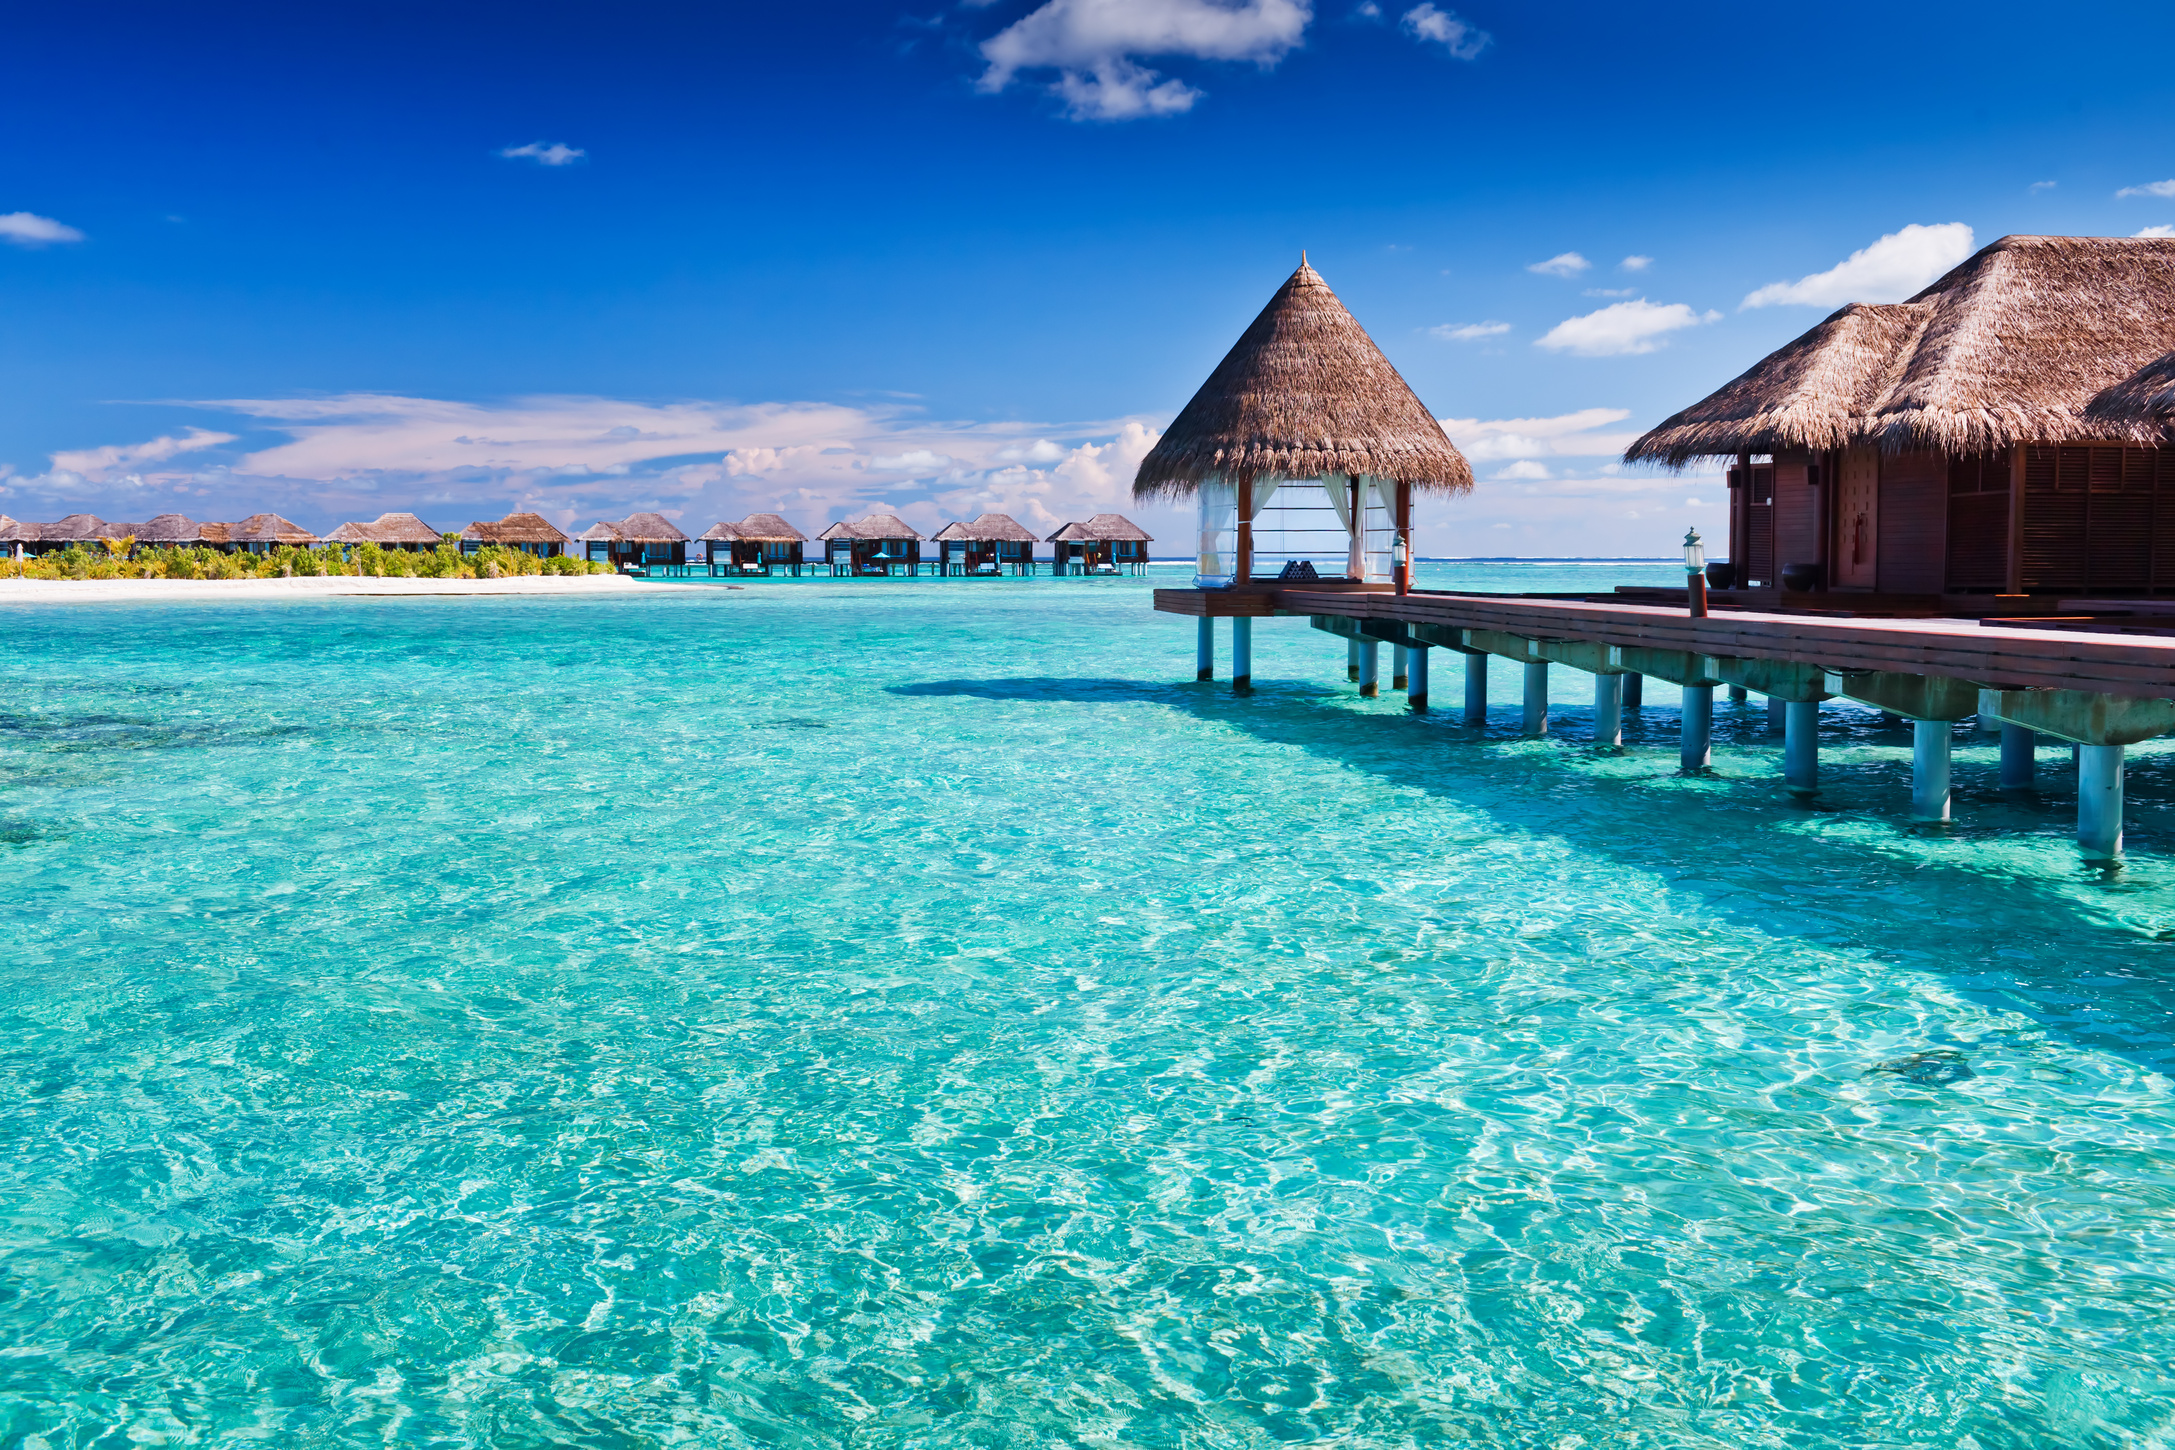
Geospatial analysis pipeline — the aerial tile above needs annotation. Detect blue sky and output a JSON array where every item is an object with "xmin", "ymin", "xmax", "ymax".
[{"xmin": 5, "ymin": 0, "xmax": 2175, "ymax": 554}]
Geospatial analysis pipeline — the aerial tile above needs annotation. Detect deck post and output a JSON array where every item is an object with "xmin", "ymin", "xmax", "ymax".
[
  {"xmin": 1911, "ymin": 720, "xmax": 1952, "ymax": 822},
  {"xmin": 1464, "ymin": 652, "xmax": 1487, "ymax": 724},
  {"xmin": 1196, "ymin": 616, "xmax": 1213, "ymax": 682},
  {"xmin": 1593, "ymin": 673, "xmax": 1622, "ymax": 748},
  {"xmin": 1347, "ymin": 638, "xmax": 1360, "ymax": 682},
  {"xmin": 1522, "ymin": 661, "xmax": 1549, "ymax": 735},
  {"xmin": 1357, "ymin": 640, "xmax": 1381, "ymax": 697},
  {"xmin": 2079, "ymin": 745, "xmax": 2125, "ymax": 858},
  {"xmin": 1784, "ymin": 700, "xmax": 1819, "ymax": 796},
  {"xmin": 1681, "ymin": 684, "xmax": 1713, "ymax": 772},
  {"xmin": 2000, "ymin": 725, "xmax": 2037, "ymax": 790},
  {"xmin": 1393, "ymin": 645, "xmax": 1409, "ymax": 691},
  {"xmin": 1232, "ymin": 616, "xmax": 1253, "ymax": 691},
  {"xmin": 1766, "ymin": 695, "xmax": 1787, "ymax": 734},
  {"xmin": 1408, "ymin": 646, "xmax": 1429, "ymax": 711},
  {"xmin": 1622, "ymin": 673, "xmax": 1642, "ymax": 709}
]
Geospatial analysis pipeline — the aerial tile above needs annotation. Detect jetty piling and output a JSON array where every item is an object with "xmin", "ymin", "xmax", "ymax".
[
  {"xmin": 1358, "ymin": 640, "xmax": 1381, "ymax": 698},
  {"xmin": 1681, "ymin": 685, "xmax": 1714, "ymax": 772},
  {"xmin": 1408, "ymin": 645, "xmax": 1430, "ymax": 711},
  {"xmin": 1196, "ymin": 618, "xmax": 1214, "ymax": 682},
  {"xmin": 1465, "ymin": 654, "xmax": 1487, "ymax": 724},
  {"xmin": 2080, "ymin": 748, "xmax": 2126, "ymax": 858},
  {"xmin": 1393, "ymin": 645, "xmax": 1409, "ymax": 691},
  {"xmin": 1522, "ymin": 662, "xmax": 1549, "ymax": 735},
  {"xmin": 1594, "ymin": 674, "xmax": 1623, "ymax": 749},
  {"xmin": 2000, "ymin": 726, "xmax": 2039, "ymax": 790},
  {"xmin": 1233, "ymin": 617, "xmax": 1253, "ymax": 690}
]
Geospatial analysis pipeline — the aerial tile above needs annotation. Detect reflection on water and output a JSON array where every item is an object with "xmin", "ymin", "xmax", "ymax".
[{"xmin": 1, "ymin": 568, "xmax": 2172, "ymax": 1448}]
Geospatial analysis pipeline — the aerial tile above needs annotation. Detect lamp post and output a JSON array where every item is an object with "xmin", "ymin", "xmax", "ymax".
[
  {"xmin": 1393, "ymin": 533, "xmax": 1410, "ymax": 596},
  {"xmin": 1684, "ymin": 527, "xmax": 1708, "ymax": 619}
]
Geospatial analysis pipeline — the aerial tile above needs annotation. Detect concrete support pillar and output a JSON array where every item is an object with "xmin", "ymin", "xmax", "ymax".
[
  {"xmin": 1593, "ymin": 673, "xmax": 1622, "ymax": 748},
  {"xmin": 1347, "ymin": 638, "xmax": 1360, "ymax": 682},
  {"xmin": 1393, "ymin": 645, "xmax": 1409, "ymax": 691},
  {"xmin": 1784, "ymin": 700, "xmax": 1819, "ymax": 796},
  {"xmin": 1357, "ymin": 640, "xmax": 1380, "ymax": 698},
  {"xmin": 1766, "ymin": 695, "xmax": 1788, "ymax": 733},
  {"xmin": 1977, "ymin": 706, "xmax": 2001, "ymax": 734},
  {"xmin": 1408, "ymin": 646, "xmax": 1430, "ymax": 712},
  {"xmin": 1729, "ymin": 685, "xmax": 1748, "ymax": 703},
  {"xmin": 1196, "ymin": 617, "xmax": 1213, "ymax": 682},
  {"xmin": 2079, "ymin": 744, "xmax": 2125, "ymax": 859},
  {"xmin": 1464, "ymin": 652, "xmax": 1487, "ymax": 725},
  {"xmin": 1911, "ymin": 720, "xmax": 1952, "ymax": 823},
  {"xmin": 1522, "ymin": 661, "xmax": 1549, "ymax": 736},
  {"xmin": 2000, "ymin": 725, "xmax": 2037, "ymax": 790},
  {"xmin": 1622, "ymin": 673, "xmax": 1643, "ymax": 710},
  {"xmin": 1231, "ymin": 616, "xmax": 1252, "ymax": 691},
  {"xmin": 1681, "ymin": 684, "xmax": 1713, "ymax": 773}
]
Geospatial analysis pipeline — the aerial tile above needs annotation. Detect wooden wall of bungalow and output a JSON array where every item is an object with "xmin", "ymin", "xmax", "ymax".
[{"xmin": 1730, "ymin": 441, "xmax": 2175, "ymax": 597}]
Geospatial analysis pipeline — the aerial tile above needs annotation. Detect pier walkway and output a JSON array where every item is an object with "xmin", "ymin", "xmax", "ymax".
[{"xmin": 1157, "ymin": 585, "xmax": 2175, "ymax": 858}]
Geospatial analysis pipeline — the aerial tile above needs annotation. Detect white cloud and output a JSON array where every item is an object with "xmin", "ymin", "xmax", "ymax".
[
  {"xmin": 870, "ymin": 449, "xmax": 955, "ymax": 473},
  {"xmin": 1399, "ymin": 3, "xmax": 1488, "ymax": 58},
  {"xmin": 1534, "ymin": 300, "xmax": 1717, "ymax": 356},
  {"xmin": 499, "ymin": 142, "xmax": 586, "ymax": 166},
  {"xmin": 1620, "ymin": 255, "xmax": 1652, "ymax": 272},
  {"xmin": 1740, "ymin": 222, "xmax": 1974, "ymax": 309},
  {"xmin": 1582, "ymin": 287, "xmax": 1635, "ymax": 298},
  {"xmin": 2138, "ymin": 225, "xmax": 2175, "ymax": 239},
  {"xmin": 1440, "ymin": 407, "xmax": 1639, "ymax": 463},
  {"xmin": 977, "ymin": 0, "xmax": 1311, "ymax": 121},
  {"xmin": 2029, "ymin": 180, "xmax": 2057, "ymax": 193},
  {"xmin": 0, "ymin": 211, "xmax": 85, "ymax": 246},
  {"xmin": 48, "ymin": 427, "xmax": 238, "ymax": 482},
  {"xmin": 1527, "ymin": 252, "xmax": 1590, "ymax": 277},
  {"xmin": 1429, "ymin": 320, "xmax": 1509, "ymax": 340},
  {"xmin": 1353, "ymin": 0, "xmax": 1381, "ymax": 14},
  {"xmin": 1494, "ymin": 460, "xmax": 1550, "ymax": 480},
  {"xmin": 2117, "ymin": 180, "xmax": 2175, "ymax": 199}
]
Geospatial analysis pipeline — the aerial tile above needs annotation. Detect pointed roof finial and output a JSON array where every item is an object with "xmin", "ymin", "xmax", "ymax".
[{"xmin": 1301, "ymin": 249, "xmax": 1308, "ymax": 266}]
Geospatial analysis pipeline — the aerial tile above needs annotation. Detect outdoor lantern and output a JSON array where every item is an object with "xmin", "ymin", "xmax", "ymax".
[
  {"xmin": 1393, "ymin": 534, "xmax": 1408, "ymax": 567},
  {"xmin": 1683, "ymin": 527, "xmax": 1705, "ymax": 574},
  {"xmin": 1684, "ymin": 527, "xmax": 1709, "ymax": 620}
]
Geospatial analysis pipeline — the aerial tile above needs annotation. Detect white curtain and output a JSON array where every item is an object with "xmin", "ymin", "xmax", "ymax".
[
  {"xmin": 1323, "ymin": 475, "xmax": 1366, "ymax": 579},
  {"xmin": 1195, "ymin": 479, "xmax": 1237, "ymax": 586},
  {"xmin": 1243, "ymin": 478, "xmax": 1280, "ymax": 521}
]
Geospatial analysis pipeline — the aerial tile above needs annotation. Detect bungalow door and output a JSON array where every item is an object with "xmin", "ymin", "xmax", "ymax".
[{"xmin": 1836, "ymin": 447, "xmax": 1879, "ymax": 589}]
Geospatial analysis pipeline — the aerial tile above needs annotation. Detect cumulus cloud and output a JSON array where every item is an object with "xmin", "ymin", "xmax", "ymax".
[
  {"xmin": 1429, "ymin": 320, "xmax": 1510, "ymax": 340},
  {"xmin": 2138, "ymin": 225, "xmax": 2175, "ymax": 239},
  {"xmin": 2117, "ymin": 180, "xmax": 2175, "ymax": 199},
  {"xmin": 977, "ymin": 0, "xmax": 1311, "ymax": 120},
  {"xmin": 0, "ymin": 211, "xmax": 85, "ymax": 246},
  {"xmin": 499, "ymin": 141, "xmax": 586, "ymax": 166},
  {"xmin": 1493, "ymin": 460, "xmax": 1550, "ymax": 480},
  {"xmin": 49, "ymin": 427, "xmax": 237, "ymax": 482},
  {"xmin": 1620, "ymin": 255, "xmax": 1652, "ymax": 272},
  {"xmin": 2029, "ymin": 180, "xmax": 2057, "ymax": 193},
  {"xmin": 1740, "ymin": 222, "xmax": 1973, "ymax": 309},
  {"xmin": 1534, "ymin": 301, "xmax": 1717, "ymax": 356},
  {"xmin": 1399, "ymin": 3, "xmax": 1488, "ymax": 57},
  {"xmin": 1527, "ymin": 252, "xmax": 1589, "ymax": 277},
  {"xmin": 1440, "ymin": 408, "xmax": 1638, "ymax": 463}
]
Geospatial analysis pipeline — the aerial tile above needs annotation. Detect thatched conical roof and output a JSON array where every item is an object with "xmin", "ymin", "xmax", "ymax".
[
  {"xmin": 137, "ymin": 513, "xmax": 213, "ymax": 544},
  {"xmin": 1626, "ymin": 234, "xmax": 2175, "ymax": 466},
  {"xmin": 699, "ymin": 521, "xmax": 742, "ymax": 542},
  {"xmin": 227, "ymin": 513, "xmax": 319, "ymax": 545},
  {"xmin": 330, "ymin": 512, "xmax": 444, "ymax": 546},
  {"xmin": 736, "ymin": 513, "xmax": 808, "ymax": 543},
  {"xmin": 933, "ymin": 513, "xmax": 1037, "ymax": 544},
  {"xmin": 1047, "ymin": 513, "xmax": 1153, "ymax": 542},
  {"xmin": 1134, "ymin": 261, "xmax": 1471, "ymax": 499},
  {"xmin": 2084, "ymin": 347, "xmax": 2175, "ymax": 442}
]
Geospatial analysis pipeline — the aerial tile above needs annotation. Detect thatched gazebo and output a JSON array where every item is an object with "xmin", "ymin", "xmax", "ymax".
[
  {"xmin": 330, "ymin": 512, "xmax": 445, "ymax": 553},
  {"xmin": 1625, "ymin": 234, "xmax": 2175, "ymax": 597},
  {"xmin": 1135, "ymin": 260, "xmax": 1470, "ymax": 592},
  {"xmin": 460, "ymin": 511, "xmax": 569, "ymax": 558},
  {"xmin": 1047, "ymin": 513, "xmax": 1153, "ymax": 575},
  {"xmin": 932, "ymin": 513, "xmax": 1038, "ymax": 575},
  {"xmin": 733, "ymin": 513, "xmax": 809, "ymax": 576},
  {"xmin": 818, "ymin": 515, "xmax": 924, "ymax": 576}
]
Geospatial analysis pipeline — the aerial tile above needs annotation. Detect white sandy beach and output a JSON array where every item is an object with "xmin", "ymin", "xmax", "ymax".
[{"xmin": 0, "ymin": 574, "xmax": 720, "ymax": 605}]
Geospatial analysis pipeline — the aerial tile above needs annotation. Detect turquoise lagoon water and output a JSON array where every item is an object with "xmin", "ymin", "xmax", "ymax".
[{"xmin": 4, "ymin": 563, "xmax": 2175, "ymax": 1448}]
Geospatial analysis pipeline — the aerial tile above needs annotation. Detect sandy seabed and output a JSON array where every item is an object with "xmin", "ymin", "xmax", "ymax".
[{"xmin": 0, "ymin": 574, "xmax": 716, "ymax": 605}]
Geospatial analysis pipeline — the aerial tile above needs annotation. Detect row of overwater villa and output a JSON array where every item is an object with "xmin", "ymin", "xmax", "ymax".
[
  {"xmin": 0, "ymin": 507, "xmax": 1156, "ymax": 577},
  {"xmin": 1141, "ymin": 235, "xmax": 2175, "ymax": 860}
]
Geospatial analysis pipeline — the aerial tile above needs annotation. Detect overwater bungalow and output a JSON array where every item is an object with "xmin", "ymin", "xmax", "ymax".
[
  {"xmin": 1047, "ymin": 514, "xmax": 1154, "ymax": 575},
  {"xmin": 933, "ymin": 513, "xmax": 1038, "ymax": 575},
  {"xmin": 225, "ymin": 514, "xmax": 321, "ymax": 554},
  {"xmin": 819, "ymin": 515, "xmax": 925, "ymax": 576},
  {"xmin": 459, "ymin": 512, "xmax": 569, "ymax": 558},
  {"xmin": 578, "ymin": 513, "xmax": 687, "ymax": 568},
  {"xmin": 729, "ymin": 513, "xmax": 809, "ymax": 576},
  {"xmin": 1625, "ymin": 234, "xmax": 2175, "ymax": 598},
  {"xmin": 330, "ymin": 512, "xmax": 446, "ymax": 552}
]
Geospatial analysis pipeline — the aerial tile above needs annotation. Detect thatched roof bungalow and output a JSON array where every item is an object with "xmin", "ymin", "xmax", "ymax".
[
  {"xmin": 577, "ymin": 512, "xmax": 688, "ymax": 568},
  {"xmin": 1047, "ymin": 513, "xmax": 1153, "ymax": 575},
  {"xmin": 1625, "ymin": 234, "xmax": 2175, "ymax": 597},
  {"xmin": 819, "ymin": 514, "xmax": 925, "ymax": 576},
  {"xmin": 330, "ymin": 512, "xmax": 446, "ymax": 552},
  {"xmin": 7, "ymin": 514, "xmax": 143, "ymax": 556},
  {"xmin": 137, "ymin": 514, "xmax": 219, "ymax": 547},
  {"xmin": 225, "ymin": 513, "xmax": 320, "ymax": 553},
  {"xmin": 703, "ymin": 513, "xmax": 809, "ymax": 576},
  {"xmin": 459, "ymin": 511, "xmax": 569, "ymax": 558},
  {"xmin": 1136, "ymin": 260, "xmax": 1469, "ymax": 591},
  {"xmin": 932, "ymin": 513, "xmax": 1038, "ymax": 575}
]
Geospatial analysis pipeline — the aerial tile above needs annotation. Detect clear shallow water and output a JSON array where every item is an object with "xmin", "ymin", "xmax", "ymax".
[{"xmin": 3, "ymin": 566, "xmax": 2174, "ymax": 1449}]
